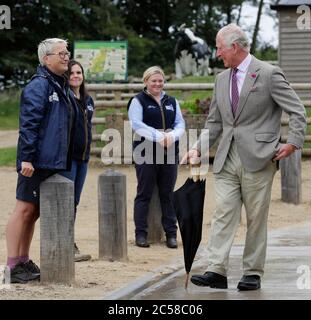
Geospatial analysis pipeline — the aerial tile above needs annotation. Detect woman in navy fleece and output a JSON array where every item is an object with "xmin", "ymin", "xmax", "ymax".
[{"xmin": 128, "ymin": 66, "xmax": 185, "ymax": 249}]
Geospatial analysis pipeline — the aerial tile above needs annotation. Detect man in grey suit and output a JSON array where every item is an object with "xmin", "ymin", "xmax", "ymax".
[{"xmin": 182, "ymin": 24, "xmax": 307, "ymax": 290}]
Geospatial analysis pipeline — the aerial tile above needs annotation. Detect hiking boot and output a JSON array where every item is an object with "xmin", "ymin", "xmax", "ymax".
[
  {"xmin": 23, "ymin": 260, "xmax": 40, "ymax": 277},
  {"xmin": 10, "ymin": 263, "xmax": 39, "ymax": 284},
  {"xmin": 74, "ymin": 243, "xmax": 91, "ymax": 262},
  {"xmin": 135, "ymin": 236, "xmax": 150, "ymax": 248},
  {"xmin": 74, "ymin": 242, "xmax": 80, "ymax": 255},
  {"xmin": 166, "ymin": 237, "xmax": 178, "ymax": 249}
]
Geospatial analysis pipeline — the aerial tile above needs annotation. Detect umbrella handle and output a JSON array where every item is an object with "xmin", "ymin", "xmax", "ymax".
[{"xmin": 190, "ymin": 163, "xmax": 200, "ymax": 181}]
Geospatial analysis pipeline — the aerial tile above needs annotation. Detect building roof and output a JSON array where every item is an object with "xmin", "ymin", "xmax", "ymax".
[{"xmin": 271, "ymin": 0, "xmax": 311, "ymax": 9}]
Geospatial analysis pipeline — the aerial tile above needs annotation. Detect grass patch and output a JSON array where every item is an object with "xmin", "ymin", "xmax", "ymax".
[
  {"xmin": 0, "ymin": 147, "xmax": 16, "ymax": 167},
  {"xmin": 169, "ymin": 75, "xmax": 215, "ymax": 83},
  {"xmin": 96, "ymin": 107, "xmax": 127, "ymax": 117},
  {"xmin": 166, "ymin": 76, "xmax": 215, "ymax": 111},
  {"xmin": 0, "ymin": 89, "xmax": 20, "ymax": 130},
  {"xmin": 166, "ymin": 90, "xmax": 213, "ymax": 104}
]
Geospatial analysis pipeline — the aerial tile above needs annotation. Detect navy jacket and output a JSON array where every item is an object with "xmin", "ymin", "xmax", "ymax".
[
  {"xmin": 16, "ymin": 66, "xmax": 76, "ymax": 171},
  {"xmin": 72, "ymin": 94, "xmax": 94, "ymax": 162}
]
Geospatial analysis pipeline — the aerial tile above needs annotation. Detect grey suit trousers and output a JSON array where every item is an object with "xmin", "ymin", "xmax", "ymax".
[{"xmin": 206, "ymin": 140, "xmax": 277, "ymax": 277}]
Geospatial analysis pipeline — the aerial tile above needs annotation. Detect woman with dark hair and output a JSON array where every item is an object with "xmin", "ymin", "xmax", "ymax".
[{"xmin": 60, "ymin": 60, "xmax": 94, "ymax": 262}]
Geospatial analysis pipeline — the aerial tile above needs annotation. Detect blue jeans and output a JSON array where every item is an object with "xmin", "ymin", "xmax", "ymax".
[{"xmin": 60, "ymin": 160, "xmax": 88, "ymax": 221}]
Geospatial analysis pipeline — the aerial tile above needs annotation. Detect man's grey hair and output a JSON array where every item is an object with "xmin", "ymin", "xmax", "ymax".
[
  {"xmin": 217, "ymin": 24, "xmax": 250, "ymax": 52},
  {"xmin": 38, "ymin": 38, "xmax": 68, "ymax": 66}
]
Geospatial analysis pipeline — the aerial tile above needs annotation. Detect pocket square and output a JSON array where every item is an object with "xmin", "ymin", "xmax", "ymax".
[{"xmin": 250, "ymin": 86, "xmax": 259, "ymax": 92}]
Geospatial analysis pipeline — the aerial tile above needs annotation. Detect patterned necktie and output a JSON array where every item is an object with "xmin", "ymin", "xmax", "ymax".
[{"xmin": 231, "ymin": 67, "xmax": 239, "ymax": 117}]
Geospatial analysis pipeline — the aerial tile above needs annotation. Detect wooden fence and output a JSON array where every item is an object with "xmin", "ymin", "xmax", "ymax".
[{"xmin": 86, "ymin": 83, "xmax": 311, "ymax": 157}]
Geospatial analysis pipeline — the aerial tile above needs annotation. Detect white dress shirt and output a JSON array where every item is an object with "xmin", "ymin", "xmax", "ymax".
[
  {"xmin": 230, "ymin": 53, "xmax": 252, "ymax": 104},
  {"xmin": 128, "ymin": 91, "xmax": 185, "ymax": 142}
]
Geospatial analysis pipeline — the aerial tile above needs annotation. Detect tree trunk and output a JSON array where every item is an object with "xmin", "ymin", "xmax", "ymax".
[
  {"xmin": 251, "ymin": 0, "xmax": 264, "ymax": 54},
  {"xmin": 236, "ymin": 3, "xmax": 243, "ymax": 25},
  {"xmin": 226, "ymin": 5, "xmax": 232, "ymax": 24}
]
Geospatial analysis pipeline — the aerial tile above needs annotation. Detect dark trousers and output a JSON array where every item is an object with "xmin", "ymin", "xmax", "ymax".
[{"xmin": 134, "ymin": 163, "xmax": 178, "ymax": 238}]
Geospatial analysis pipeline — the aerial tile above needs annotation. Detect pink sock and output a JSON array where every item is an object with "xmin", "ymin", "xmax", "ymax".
[
  {"xmin": 7, "ymin": 257, "xmax": 20, "ymax": 269},
  {"xmin": 19, "ymin": 255, "xmax": 29, "ymax": 263}
]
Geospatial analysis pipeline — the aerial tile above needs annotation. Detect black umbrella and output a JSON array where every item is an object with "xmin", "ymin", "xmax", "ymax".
[{"xmin": 173, "ymin": 175, "xmax": 206, "ymax": 289}]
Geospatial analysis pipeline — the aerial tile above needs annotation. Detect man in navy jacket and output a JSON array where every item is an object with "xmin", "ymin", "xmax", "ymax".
[{"xmin": 5, "ymin": 38, "xmax": 75, "ymax": 283}]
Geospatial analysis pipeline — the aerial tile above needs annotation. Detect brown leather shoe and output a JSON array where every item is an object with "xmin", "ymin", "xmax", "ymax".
[
  {"xmin": 75, "ymin": 253, "xmax": 92, "ymax": 262},
  {"xmin": 74, "ymin": 243, "xmax": 91, "ymax": 262}
]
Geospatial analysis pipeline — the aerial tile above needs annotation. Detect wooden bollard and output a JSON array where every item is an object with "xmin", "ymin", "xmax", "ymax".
[
  {"xmin": 280, "ymin": 150, "xmax": 302, "ymax": 205},
  {"xmin": 40, "ymin": 174, "xmax": 75, "ymax": 284},
  {"xmin": 148, "ymin": 185, "xmax": 165, "ymax": 243},
  {"xmin": 98, "ymin": 169, "xmax": 128, "ymax": 261}
]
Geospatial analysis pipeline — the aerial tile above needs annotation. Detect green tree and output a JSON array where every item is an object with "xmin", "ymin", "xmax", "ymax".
[
  {"xmin": 115, "ymin": 0, "xmax": 246, "ymax": 73},
  {"xmin": 254, "ymin": 43, "xmax": 278, "ymax": 61},
  {"xmin": 1, "ymin": 0, "xmax": 81, "ymax": 82},
  {"xmin": 1, "ymin": 0, "xmax": 259, "ymax": 81},
  {"xmin": 250, "ymin": 0, "xmax": 265, "ymax": 53},
  {"xmin": 219, "ymin": 0, "xmax": 244, "ymax": 24},
  {"xmin": 0, "ymin": 0, "xmax": 129, "ymax": 83}
]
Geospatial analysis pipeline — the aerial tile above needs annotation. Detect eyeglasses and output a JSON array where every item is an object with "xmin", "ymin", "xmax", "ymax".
[{"xmin": 47, "ymin": 51, "xmax": 71, "ymax": 59}]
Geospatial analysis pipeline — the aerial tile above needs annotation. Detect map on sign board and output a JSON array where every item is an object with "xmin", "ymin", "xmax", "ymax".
[{"xmin": 74, "ymin": 41, "xmax": 128, "ymax": 82}]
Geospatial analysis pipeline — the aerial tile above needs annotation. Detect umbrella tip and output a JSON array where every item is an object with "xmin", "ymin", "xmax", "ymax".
[{"xmin": 185, "ymin": 273, "xmax": 190, "ymax": 289}]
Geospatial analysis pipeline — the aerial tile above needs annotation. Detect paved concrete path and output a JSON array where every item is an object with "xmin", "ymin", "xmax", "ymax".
[
  {"xmin": 104, "ymin": 223, "xmax": 311, "ymax": 300},
  {"xmin": 0, "ymin": 130, "xmax": 18, "ymax": 148}
]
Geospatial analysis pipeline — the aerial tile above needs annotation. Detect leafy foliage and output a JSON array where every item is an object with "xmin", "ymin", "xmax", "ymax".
[
  {"xmin": 0, "ymin": 147, "xmax": 17, "ymax": 167},
  {"xmin": 254, "ymin": 44, "xmax": 278, "ymax": 61},
  {"xmin": 0, "ymin": 89, "xmax": 20, "ymax": 129},
  {"xmin": 0, "ymin": 0, "xmax": 130, "ymax": 83},
  {"xmin": 1, "ymin": 0, "xmax": 277, "ymax": 81}
]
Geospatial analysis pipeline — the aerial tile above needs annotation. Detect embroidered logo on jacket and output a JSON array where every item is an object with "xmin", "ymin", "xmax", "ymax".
[
  {"xmin": 147, "ymin": 105, "xmax": 157, "ymax": 109},
  {"xmin": 49, "ymin": 92, "xmax": 59, "ymax": 102},
  {"xmin": 87, "ymin": 104, "xmax": 94, "ymax": 111},
  {"xmin": 165, "ymin": 104, "xmax": 174, "ymax": 111}
]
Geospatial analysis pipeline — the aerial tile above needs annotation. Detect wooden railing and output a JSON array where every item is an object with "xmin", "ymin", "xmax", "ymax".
[{"xmin": 87, "ymin": 83, "xmax": 311, "ymax": 157}]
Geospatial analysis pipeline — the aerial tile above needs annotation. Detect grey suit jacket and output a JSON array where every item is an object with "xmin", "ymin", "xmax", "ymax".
[{"xmin": 194, "ymin": 56, "xmax": 307, "ymax": 173}]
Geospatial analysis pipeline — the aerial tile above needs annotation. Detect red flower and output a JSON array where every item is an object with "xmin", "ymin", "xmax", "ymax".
[{"xmin": 251, "ymin": 73, "xmax": 257, "ymax": 78}]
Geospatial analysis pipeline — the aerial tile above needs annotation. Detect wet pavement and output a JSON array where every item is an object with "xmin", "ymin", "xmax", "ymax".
[{"xmin": 104, "ymin": 223, "xmax": 311, "ymax": 300}]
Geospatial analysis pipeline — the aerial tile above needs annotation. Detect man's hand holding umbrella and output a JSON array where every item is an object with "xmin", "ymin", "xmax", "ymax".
[{"xmin": 180, "ymin": 149, "xmax": 201, "ymax": 166}]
